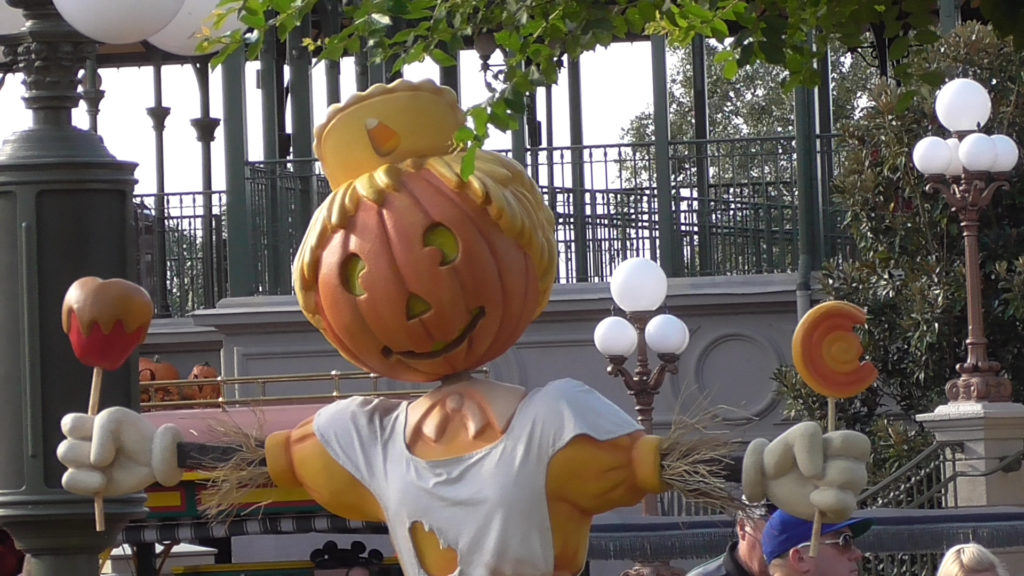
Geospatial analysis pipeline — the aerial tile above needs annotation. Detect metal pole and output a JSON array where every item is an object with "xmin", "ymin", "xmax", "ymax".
[
  {"xmin": 794, "ymin": 55, "xmax": 820, "ymax": 319},
  {"xmin": 288, "ymin": 15, "xmax": 315, "ymax": 219},
  {"xmin": 0, "ymin": 1, "xmax": 148, "ymax": 573},
  {"xmin": 191, "ymin": 58, "xmax": 221, "ymax": 308},
  {"xmin": 653, "ymin": 35, "xmax": 679, "ymax": 273},
  {"xmin": 146, "ymin": 57, "xmax": 171, "ymax": 316},
  {"xmin": 568, "ymin": 58, "xmax": 588, "ymax": 282},
  {"xmin": 80, "ymin": 55, "xmax": 103, "ymax": 133},
  {"xmin": 221, "ymin": 49, "xmax": 254, "ymax": 297},
  {"xmin": 690, "ymin": 35, "xmax": 711, "ymax": 275}
]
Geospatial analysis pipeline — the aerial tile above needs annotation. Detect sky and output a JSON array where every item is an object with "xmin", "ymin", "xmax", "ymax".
[{"xmin": 0, "ymin": 42, "xmax": 666, "ymax": 197}]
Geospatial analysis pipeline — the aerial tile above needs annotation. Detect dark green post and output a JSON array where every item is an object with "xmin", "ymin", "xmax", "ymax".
[
  {"xmin": 191, "ymin": 58, "xmax": 222, "ymax": 308},
  {"xmin": 794, "ymin": 80, "xmax": 821, "ymax": 318},
  {"xmin": 0, "ymin": 1, "xmax": 148, "ymax": 574},
  {"xmin": 690, "ymin": 35, "xmax": 711, "ymax": 276},
  {"xmin": 567, "ymin": 57, "xmax": 588, "ymax": 282},
  {"xmin": 221, "ymin": 49, "xmax": 254, "ymax": 297},
  {"xmin": 147, "ymin": 56, "xmax": 171, "ymax": 315},
  {"xmin": 652, "ymin": 35, "xmax": 681, "ymax": 276},
  {"xmin": 288, "ymin": 16, "xmax": 315, "ymax": 220}
]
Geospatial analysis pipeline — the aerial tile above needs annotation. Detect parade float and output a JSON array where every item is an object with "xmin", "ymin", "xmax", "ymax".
[{"xmin": 57, "ymin": 79, "xmax": 872, "ymax": 576}]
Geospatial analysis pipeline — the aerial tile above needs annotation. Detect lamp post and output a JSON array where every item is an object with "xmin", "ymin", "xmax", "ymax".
[
  {"xmin": 912, "ymin": 78, "xmax": 1020, "ymax": 403},
  {"xmin": 0, "ymin": 1, "xmax": 223, "ymax": 575},
  {"xmin": 594, "ymin": 257, "xmax": 690, "ymax": 515}
]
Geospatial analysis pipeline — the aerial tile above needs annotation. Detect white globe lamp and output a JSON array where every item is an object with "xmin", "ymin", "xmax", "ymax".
[
  {"xmin": 594, "ymin": 316, "xmax": 638, "ymax": 357},
  {"xmin": 958, "ymin": 133, "xmax": 996, "ymax": 172},
  {"xmin": 645, "ymin": 314, "xmax": 690, "ymax": 355},
  {"xmin": 610, "ymin": 257, "xmax": 668, "ymax": 312},
  {"xmin": 912, "ymin": 136, "xmax": 953, "ymax": 176},
  {"xmin": 990, "ymin": 135, "xmax": 1019, "ymax": 173},
  {"xmin": 0, "ymin": 1, "xmax": 25, "ymax": 35},
  {"xmin": 935, "ymin": 78, "xmax": 991, "ymax": 133},
  {"xmin": 147, "ymin": 0, "xmax": 242, "ymax": 56},
  {"xmin": 53, "ymin": 0, "xmax": 186, "ymax": 44}
]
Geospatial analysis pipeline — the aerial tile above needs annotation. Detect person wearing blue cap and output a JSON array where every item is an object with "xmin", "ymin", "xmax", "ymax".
[{"xmin": 759, "ymin": 510, "xmax": 872, "ymax": 576}]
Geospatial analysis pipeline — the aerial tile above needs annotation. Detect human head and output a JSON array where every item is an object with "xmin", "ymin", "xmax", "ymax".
[
  {"xmin": 734, "ymin": 500, "xmax": 778, "ymax": 576},
  {"xmin": 937, "ymin": 543, "xmax": 1009, "ymax": 576},
  {"xmin": 345, "ymin": 567, "xmax": 371, "ymax": 576},
  {"xmin": 761, "ymin": 510, "xmax": 871, "ymax": 576}
]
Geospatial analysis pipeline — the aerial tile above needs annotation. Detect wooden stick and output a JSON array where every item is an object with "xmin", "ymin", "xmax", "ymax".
[
  {"xmin": 809, "ymin": 397, "xmax": 837, "ymax": 557},
  {"xmin": 88, "ymin": 366, "xmax": 105, "ymax": 532}
]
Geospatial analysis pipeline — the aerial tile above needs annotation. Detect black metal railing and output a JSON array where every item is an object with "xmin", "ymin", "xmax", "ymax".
[
  {"xmin": 134, "ymin": 190, "xmax": 227, "ymax": 318},
  {"xmin": 136, "ymin": 135, "xmax": 846, "ymax": 316}
]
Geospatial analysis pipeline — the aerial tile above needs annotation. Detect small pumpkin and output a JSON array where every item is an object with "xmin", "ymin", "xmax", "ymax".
[
  {"xmin": 139, "ymin": 355, "xmax": 180, "ymax": 382},
  {"xmin": 188, "ymin": 361, "xmax": 221, "ymax": 401},
  {"xmin": 139, "ymin": 356, "xmax": 181, "ymax": 404}
]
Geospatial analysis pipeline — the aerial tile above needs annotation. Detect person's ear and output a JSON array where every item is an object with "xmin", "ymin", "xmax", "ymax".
[{"xmin": 789, "ymin": 547, "xmax": 811, "ymax": 573}]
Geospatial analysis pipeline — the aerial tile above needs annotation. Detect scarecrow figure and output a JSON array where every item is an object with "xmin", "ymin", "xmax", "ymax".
[{"xmin": 58, "ymin": 80, "xmax": 870, "ymax": 576}]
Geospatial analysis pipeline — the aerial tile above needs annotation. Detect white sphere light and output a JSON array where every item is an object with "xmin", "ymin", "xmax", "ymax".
[
  {"xmin": 147, "ymin": 0, "xmax": 242, "ymax": 56},
  {"xmin": 912, "ymin": 136, "xmax": 953, "ymax": 176},
  {"xmin": 958, "ymin": 133, "xmax": 996, "ymax": 172},
  {"xmin": 944, "ymin": 138, "xmax": 964, "ymax": 177},
  {"xmin": 0, "ymin": 2, "xmax": 25, "ymax": 35},
  {"xmin": 935, "ymin": 78, "xmax": 991, "ymax": 132},
  {"xmin": 594, "ymin": 316, "xmax": 638, "ymax": 357},
  {"xmin": 990, "ymin": 134, "xmax": 1019, "ymax": 172},
  {"xmin": 645, "ymin": 314, "xmax": 690, "ymax": 355},
  {"xmin": 610, "ymin": 257, "xmax": 668, "ymax": 312},
  {"xmin": 53, "ymin": 0, "xmax": 186, "ymax": 45}
]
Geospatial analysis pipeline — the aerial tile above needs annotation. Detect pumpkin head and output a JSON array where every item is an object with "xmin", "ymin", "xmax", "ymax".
[{"xmin": 295, "ymin": 81, "xmax": 556, "ymax": 382}]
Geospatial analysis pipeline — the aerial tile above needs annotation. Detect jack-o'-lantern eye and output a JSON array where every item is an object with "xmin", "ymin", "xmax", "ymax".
[
  {"xmin": 423, "ymin": 223, "xmax": 459, "ymax": 266},
  {"xmin": 341, "ymin": 254, "xmax": 366, "ymax": 296}
]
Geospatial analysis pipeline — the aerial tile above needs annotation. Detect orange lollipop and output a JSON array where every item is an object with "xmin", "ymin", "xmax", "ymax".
[
  {"xmin": 793, "ymin": 300, "xmax": 878, "ymax": 399},
  {"xmin": 791, "ymin": 300, "xmax": 877, "ymax": 556}
]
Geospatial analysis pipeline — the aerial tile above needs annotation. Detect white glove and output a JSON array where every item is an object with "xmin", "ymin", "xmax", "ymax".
[
  {"xmin": 742, "ymin": 421, "xmax": 870, "ymax": 523},
  {"xmin": 58, "ymin": 407, "xmax": 184, "ymax": 497}
]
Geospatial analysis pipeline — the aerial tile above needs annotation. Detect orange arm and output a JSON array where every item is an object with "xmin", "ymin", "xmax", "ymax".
[
  {"xmin": 265, "ymin": 417, "xmax": 385, "ymax": 522},
  {"xmin": 547, "ymin": 431, "xmax": 664, "ymax": 515}
]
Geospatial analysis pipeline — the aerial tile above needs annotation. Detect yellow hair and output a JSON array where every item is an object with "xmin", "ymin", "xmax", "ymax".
[{"xmin": 293, "ymin": 151, "xmax": 557, "ymax": 336}]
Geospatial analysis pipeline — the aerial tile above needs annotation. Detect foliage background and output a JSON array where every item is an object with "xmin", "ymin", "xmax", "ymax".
[{"xmin": 774, "ymin": 22, "xmax": 1024, "ymax": 482}]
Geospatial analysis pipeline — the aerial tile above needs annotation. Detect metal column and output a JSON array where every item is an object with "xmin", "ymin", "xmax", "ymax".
[{"xmin": 221, "ymin": 49, "xmax": 254, "ymax": 297}]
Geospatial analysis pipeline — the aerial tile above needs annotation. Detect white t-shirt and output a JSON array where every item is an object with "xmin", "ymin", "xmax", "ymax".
[{"xmin": 313, "ymin": 378, "xmax": 641, "ymax": 576}]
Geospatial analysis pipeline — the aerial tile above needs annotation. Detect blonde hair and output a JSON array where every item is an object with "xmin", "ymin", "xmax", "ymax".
[
  {"xmin": 937, "ymin": 543, "xmax": 1009, "ymax": 576},
  {"xmin": 293, "ymin": 151, "xmax": 557, "ymax": 337}
]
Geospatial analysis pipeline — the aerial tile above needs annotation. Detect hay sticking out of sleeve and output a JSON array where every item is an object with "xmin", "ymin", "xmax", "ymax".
[
  {"xmin": 195, "ymin": 411, "xmax": 274, "ymax": 521},
  {"xmin": 660, "ymin": 415, "xmax": 743, "ymax": 516}
]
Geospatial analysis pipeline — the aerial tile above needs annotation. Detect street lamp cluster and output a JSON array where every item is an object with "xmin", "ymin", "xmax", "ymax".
[
  {"xmin": 594, "ymin": 257, "xmax": 691, "ymax": 435},
  {"xmin": 912, "ymin": 78, "xmax": 1019, "ymax": 403}
]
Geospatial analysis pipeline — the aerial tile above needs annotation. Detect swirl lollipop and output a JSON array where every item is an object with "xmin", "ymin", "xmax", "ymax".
[
  {"xmin": 791, "ymin": 300, "xmax": 877, "ymax": 556},
  {"xmin": 62, "ymin": 277, "xmax": 154, "ymax": 531}
]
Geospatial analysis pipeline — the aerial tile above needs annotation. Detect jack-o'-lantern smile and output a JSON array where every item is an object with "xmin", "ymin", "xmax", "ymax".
[{"xmin": 381, "ymin": 306, "xmax": 486, "ymax": 361}]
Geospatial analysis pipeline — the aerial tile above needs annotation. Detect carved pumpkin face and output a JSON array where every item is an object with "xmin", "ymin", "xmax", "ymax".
[{"xmin": 310, "ymin": 167, "xmax": 542, "ymax": 382}]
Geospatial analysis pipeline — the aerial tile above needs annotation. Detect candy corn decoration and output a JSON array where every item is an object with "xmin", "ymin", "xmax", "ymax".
[
  {"xmin": 62, "ymin": 276, "xmax": 154, "ymax": 531},
  {"xmin": 792, "ymin": 300, "xmax": 877, "ymax": 556}
]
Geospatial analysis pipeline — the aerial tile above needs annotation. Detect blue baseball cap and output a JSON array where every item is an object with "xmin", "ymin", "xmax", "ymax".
[{"xmin": 761, "ymin": 510, "xmax": 873, "ymax": 562}]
